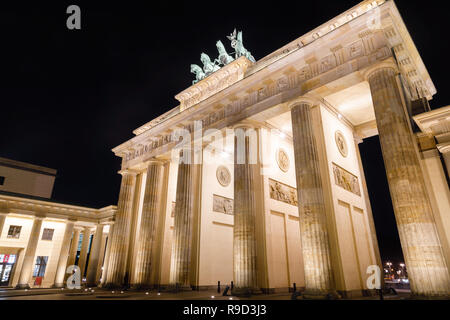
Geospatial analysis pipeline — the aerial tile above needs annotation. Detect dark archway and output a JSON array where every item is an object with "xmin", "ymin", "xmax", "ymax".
[{"xmin": 359, "ymin": 136, "xmax": 404, "ymax": 266}]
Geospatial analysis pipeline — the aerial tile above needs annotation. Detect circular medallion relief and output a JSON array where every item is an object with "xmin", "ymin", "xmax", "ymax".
[
  {"xmin": 335, "ymin": 131, "xmax": 348, "ymax": 158},
  {"xmin": 276, "ymin": 148, "xmax": 290, "ymax": 173},
  {"xmin": 216, "ymin": 165, "xmax": 231, "ymax": 187}
]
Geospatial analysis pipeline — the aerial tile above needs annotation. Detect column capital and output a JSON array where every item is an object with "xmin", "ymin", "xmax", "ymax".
[
  {"xmin": 363, "ymin": 58, "xmax": 400, "ymax": 82},
  {"xmin": 437, "ymin": 142, "xmax": 450, "ymax": 155},
  {"xmin": 232, "ymin": 120, "xmax": 263, "ymax": 130},
  {"xmin": 99, "ymin": 218, "xmax": 115, "ymax": 226},
  {"xmin": 287, "ymin": 95, "xmax": 318, "ymax": 110},
  {"xmin": 353, "ymin": 133, "xmax": 364, "ymax": 145},
  {"xmin": 118, "ymin": 169, "xmax": 139, "ymax": 176},
  {"xmin": 144, "ymin": 159, "xmax": 166, "ymax": 167}
]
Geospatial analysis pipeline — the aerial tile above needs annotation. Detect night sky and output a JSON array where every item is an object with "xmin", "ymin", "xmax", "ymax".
[{"xmin": 1, "ymin": 0, "xmax": 448, "ymax": 264}]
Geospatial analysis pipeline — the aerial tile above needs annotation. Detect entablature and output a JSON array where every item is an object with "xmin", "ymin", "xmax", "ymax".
[
  {"xmin": 113, "ymin": 0, "xmax": 435, "ymax": 170},
  {"xmin": 0, "ymin": 194, "xmax": 117, "ymax": 224}
]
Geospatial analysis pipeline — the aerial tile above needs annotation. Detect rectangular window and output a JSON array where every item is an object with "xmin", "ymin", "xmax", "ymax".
[
  {"xmin": 33, "ymin": 256, "xmax": 48, "ymax": 278},
  {"xmin": 41, "ymin": 228, "xmax": 54, "ymax": 241},
  {"xmin": 0, "ymin": 176, "xmax": 5, "ymax": 185},
  {"xmin": 7, "ymin": 225, "xmax": 22, "ymax": 239}
]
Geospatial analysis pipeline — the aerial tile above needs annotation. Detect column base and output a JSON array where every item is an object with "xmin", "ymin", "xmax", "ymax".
[
  {"xmin": 52, "ymin": 283, "xmax": 65, "ymax": 288},
  {"xmin": 165, "ymin": 284, "xmax": 193, "ymax": 293},
  {"xmin": 231, "ymin": 287, "xmax": 262, "ymax": 297},
  {"xmin": 410, "ymin": 293, "xmax": 450, "ymax": 300},
  {"xmin": 103, "ymin": 283, "xmax": 126, "ymax": 290},
  {"xmin": 85, "ymin": 282, "xmax": 100, "ymax": 288},
  {"xmin": 130, "ymin": 284, "xmax": 159, "ymax": 291},
  {"xmin": 300, "ymin": 289, "xmax": 341, "ymax": 300},
  {"xmin": 15, "ymin": 283, "xmax": 30, "ymax": 290}
]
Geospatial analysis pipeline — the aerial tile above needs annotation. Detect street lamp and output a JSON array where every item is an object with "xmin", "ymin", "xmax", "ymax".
[{"xmin": 399, "ymin": 263, "xmax": 406, "ymax": 279}]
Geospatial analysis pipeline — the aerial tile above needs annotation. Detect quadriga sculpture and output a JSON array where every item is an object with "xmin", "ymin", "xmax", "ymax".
[
  {"xmin": 227, "ymin": 29, "xmax": 256, "ymax": 62},
  {"xmin": 215, "ymin": 40, "xmax": 234, "ymax": 66},
  {"xmin": 190, "ymin": 64, "xmax": 206, "ymax": 84},
  {"xmin": 200, "ymin": 53, "xmax": 220, "ymax": 76}
]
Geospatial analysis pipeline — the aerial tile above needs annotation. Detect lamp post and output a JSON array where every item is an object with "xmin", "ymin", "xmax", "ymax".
[
  {"xmin": 386, "ymin": 262, "xmax": 394, "ymax": 280},
  {"xmin": 399, "ymin": 263, "xmax": 406, "ymax": 279}
]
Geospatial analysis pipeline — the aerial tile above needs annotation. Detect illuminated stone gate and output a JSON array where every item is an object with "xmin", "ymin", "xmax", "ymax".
[{"xmin": 105, "ymin": 0, "xmax": 450, "ymax": 297}]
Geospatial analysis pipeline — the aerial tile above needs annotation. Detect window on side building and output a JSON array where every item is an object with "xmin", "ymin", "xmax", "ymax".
[
  {"xmin": 33, "ymin": 256, "xmax": 48, "ymax": 278},
  {"xmin": 41, "ymin": 228, "xmax": 54, "ymax": 241},
  {"xmin": 7, "ymin": 225, "xmax": 22, "ymax": 239}
]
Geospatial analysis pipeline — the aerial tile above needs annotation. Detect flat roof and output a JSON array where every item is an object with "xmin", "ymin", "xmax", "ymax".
[{"xmin": 0, "ymin": 157, "xmax": 57, "ymax": 176}]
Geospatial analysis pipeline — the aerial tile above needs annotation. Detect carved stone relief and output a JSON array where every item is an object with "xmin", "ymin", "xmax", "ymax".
[
  {"xmin": 216, "ymin": 165, "xmax": 231, "ymax": 187},
  {"xmin": 269, "ymin": 178, "xmax": 298, "ymax": 206},
  {"xmin": 276, "ymin": 148, "xmax": 290, "ymax": 173},
  {"xmin": 332, "ymin": 163, "xmax": 361, "ymax": 196},
  {"xmin": 213, "ymin": 194, "xmax": 234, "ymax": 215},
  {"xmin": 335, "ymin": 131, "xmax": 348, "ymax": 158}
]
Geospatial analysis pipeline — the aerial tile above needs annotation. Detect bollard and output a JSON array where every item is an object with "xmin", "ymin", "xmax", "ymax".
[
  {"xmin": 293, "ymin": 283, "xmax": 297, "ymax": 292},
  {"xmin": 231, "ymin": 281, "xmax": 234, "ymax": 290},
  {"xmin": 217, "ymin": 281, "xmax": 221, "ymax": 293}
]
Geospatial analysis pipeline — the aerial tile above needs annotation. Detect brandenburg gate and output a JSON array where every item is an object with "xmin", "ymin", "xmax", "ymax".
[{"xmin": 103, "ymin": 0, "xmax": 450, "ymax": 298}]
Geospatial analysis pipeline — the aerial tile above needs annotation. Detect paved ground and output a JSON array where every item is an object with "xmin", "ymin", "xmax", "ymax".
[{"xmin": 0, "ymin": 287, "xmax": 412, "ymax": 300}]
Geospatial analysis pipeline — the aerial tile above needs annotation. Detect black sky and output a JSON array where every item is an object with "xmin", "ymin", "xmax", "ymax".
[{"xmin": 1, "ymin": 0, "xmax": 449, "ymax": 263}]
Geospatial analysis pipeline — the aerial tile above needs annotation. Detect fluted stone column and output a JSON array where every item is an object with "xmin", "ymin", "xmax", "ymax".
[
  {"xmin": 0, "ymin": 213, "xmax": 7, "ymax": 238},
  {"xmin": 233, "ymin": 125, "xmax": 258, "ymax": 294},
  {"xmin": 134, "ymin": 162, "xmax": 165, "ymax": 288},
  {"xmin": 170, "ymin": 150, "xmax": 199, "ymax": 289},
  {"xmin": 78, "ymin": 227, "xmax": 91, "ymax": 278},
  {"xmin": 86, "ymin": 224, "xmax": 104, "ymax": 286},
  {"xmin": 96, "ymin": 232, "xmax": 108, "ymax": 283},
  {"xmin": 126, "ymin": 173, "xmax": 143, "ymax": 285},
  {"xmin": 100, "ymin": 223, "xmax": 115, "ymax": 285},
  {"xmin": 86, "ymin": 224, "xmax": 104, "ymax": 285},
  {"xmin": 367, "ymin": 65, "xmax": 450, "ymax": 296},
  {"xmin": 67, "ymin": 228, "xmax": 81, "ymax": 268},
  {"xmin": 290, "ymin": 100, "xmax": 335, "ymax": 296},
  {"xmin": 105, "ymin": 171, "xmax": 137, "ymax": 287},
  {"xmin": 53, "ymin": 220, "xmax": 75, "ymax": 287},
  {"xmin": 16, "ymin": 216, "xmax": 44, "ymax": 289}
]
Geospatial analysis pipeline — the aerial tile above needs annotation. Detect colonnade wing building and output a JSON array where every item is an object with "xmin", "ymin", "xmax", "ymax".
[{"xmin": 0, "ymin": 157, "xmax": 116, "ymax": 288}]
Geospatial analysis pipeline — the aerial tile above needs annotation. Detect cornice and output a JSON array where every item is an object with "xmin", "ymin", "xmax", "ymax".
[{"xmin": 0, "ymin": 194, "xmax": 116, "ymax": 223}]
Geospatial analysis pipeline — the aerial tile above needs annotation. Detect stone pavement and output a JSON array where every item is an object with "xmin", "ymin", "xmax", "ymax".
[{"xmin": 0, "ymin": 287, "xmax": 412, "ymax": 300}]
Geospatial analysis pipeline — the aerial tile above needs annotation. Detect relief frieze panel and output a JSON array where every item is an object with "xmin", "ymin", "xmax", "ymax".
[
  {"xmin": 332, "ymin": 162, "xmax": 361, "ymax": 196},
  {"xmin": 213, "ymin": 194, "xmax": 234, "ymax": 215},
  {"xmin": 269, "ymin": 178, "xmax": 298, "ymax": 207}
]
